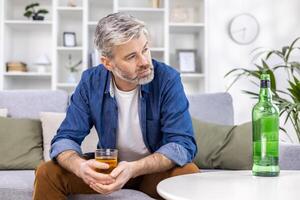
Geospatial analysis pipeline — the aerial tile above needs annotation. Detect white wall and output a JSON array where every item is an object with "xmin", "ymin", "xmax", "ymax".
[{"xmin": 206, "ymin": 0, "xmax": 300, "ymax": 143}]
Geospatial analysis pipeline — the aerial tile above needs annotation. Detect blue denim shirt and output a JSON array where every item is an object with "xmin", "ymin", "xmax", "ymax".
[{"xmin": 50, "ymin": 59, "xmax": 197, "ymax": 166}]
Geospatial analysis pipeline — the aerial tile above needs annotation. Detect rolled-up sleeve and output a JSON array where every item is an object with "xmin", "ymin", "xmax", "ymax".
[
  {"xmin": 50, "ymin": 71, "xmax": 93, "ymax": 160},
  {"xmin": 156, "ymin": 142, "xmax": 190, "ymax": 166},
  {"xmin": 50, "ymin": 139, "xmax": 83, "ymax": 159},
  {"xmin": 156, "ymin": 73, "xmax": 197, "ymax": 166}
]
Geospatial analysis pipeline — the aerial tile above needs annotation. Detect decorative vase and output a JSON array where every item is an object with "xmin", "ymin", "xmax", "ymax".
[
  {"xmin": 67, "ymin": 0, "xmax": 77, "ymax": 7},
  {"xmin": 151, "ymin": 0, "xmax": 160, "ymax": 8}
]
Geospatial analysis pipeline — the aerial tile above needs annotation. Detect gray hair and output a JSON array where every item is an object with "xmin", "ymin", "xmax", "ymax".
[{"xmin": 94, "ymin": 12, "xmax": 149, "ymax": 58}]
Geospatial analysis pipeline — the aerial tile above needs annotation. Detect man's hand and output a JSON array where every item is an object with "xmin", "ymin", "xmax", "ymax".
[
  {"xmin": 78, "ymin": 159, "xmax": 116, "ymax": 186},
  {"xmin": 89, "ymin": 161, "xmax": 135, "ymax": 194}
]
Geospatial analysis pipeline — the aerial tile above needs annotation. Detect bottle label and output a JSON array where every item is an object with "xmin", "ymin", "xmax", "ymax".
[{"xmin": 261, "ymin": 80, "xmax": 270, "ymax": 88}]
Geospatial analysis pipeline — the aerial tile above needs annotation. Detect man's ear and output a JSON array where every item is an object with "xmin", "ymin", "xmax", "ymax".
[{"xmin": 101, "ymin": 56, "xmax": 113, "ymax": 71}]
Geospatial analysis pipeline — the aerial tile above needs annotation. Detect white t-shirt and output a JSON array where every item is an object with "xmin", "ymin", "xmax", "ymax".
[{"xmin": 113, "ymin": 82, "xmax": 150, "ymax": 162}]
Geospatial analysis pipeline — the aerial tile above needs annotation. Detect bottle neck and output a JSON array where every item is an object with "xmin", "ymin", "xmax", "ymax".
[
  {"xmin": 259, "ymin": 80, "xmax": 272, "ymax": 102},
  {"xmin": 259, "ymin": 88, "xmax": 272, "ymax": 101}
]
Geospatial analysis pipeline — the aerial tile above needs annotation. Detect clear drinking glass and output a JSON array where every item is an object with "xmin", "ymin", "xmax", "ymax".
[{"xmin": 95, "ymin": 149, "xmax": 118, "ymax": 174}]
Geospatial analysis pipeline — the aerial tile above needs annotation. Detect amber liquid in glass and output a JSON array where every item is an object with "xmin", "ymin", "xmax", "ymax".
[{"xmin": 95, "ymin": 157, "xmax": 117, "ymax": 174}]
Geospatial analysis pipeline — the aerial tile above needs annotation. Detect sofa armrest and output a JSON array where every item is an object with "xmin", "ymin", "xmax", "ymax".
[{"xmin": 280, "ymin": 143, "xmax": 300, "ymax": 170}]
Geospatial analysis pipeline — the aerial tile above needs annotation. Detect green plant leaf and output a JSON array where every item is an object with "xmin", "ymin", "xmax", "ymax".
[
  {"xmin": 241, "ymin": 90, "xmax": 259, "ymax": 98},
  {"xmin": 254, "ymin": 64, "xmax": 264, "ymax": 72},
  {"xmin": 261, "ymin": 59, "xmax": 269, "ymax": 70},
  {"xmin": 273, "ymin": 65, "xmax": 290, "ymax": 70},
  {"xmin": 36, "ymin": 9, "xmax": 49, "ymax": 15},
  {"xmin": 277, "ymin": 89, "xmax": 293, "ymax": 98},
  {"xmin": 249, "ymin": 80, "xmax": 259, "ymax": 87},
  {"xmin": 286, "ymin": 37, "xmax": 300, "ymax": 62},
  {"xmin": 224, "ymin": 68, "xmax": 251, "ymax": 77},
  {"xmin": 282, "ymin": 46, "xmax": 289, "ymax": 57},
  {"xmin": 266, "ymin": 50, "xmax": 284, "ymax": 60},
  {"xmin": 268, "ymin": 70, "xmax": 277, "ymax": 91},
  {"xmin": 25, "ymin": 3, "xmax": 39, "ymax": 11},
  {"xmin": 287, "ymin": 77, "xmax": 300, "ymax": 102},
  {"xmin": 290, "ymin": 62, "xmax": 300, "ymax": 68},
  {"xmin": 290, "ymin": 62, "xmax": 300, "ymax": 76},
  {"xmin": 24, "ymin": 11, "xmax": 33, "ymax": 18},
  {"xmin": 283, "ymin": 106, "xmax": 296, "ymax": 125}
]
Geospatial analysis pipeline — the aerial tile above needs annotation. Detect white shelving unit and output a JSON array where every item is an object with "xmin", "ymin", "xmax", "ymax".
[
  {"xmin": 4, "ymin": 72, "xmax": 52, "ymax": 76},
  {"xmin": 0, "ymin": 0, "xmax": 53, "ymax": 90},
  {"xmin": 0, "ymin": 0, "xmax": 207, "ymax": 94},
  {"xmin": 4, "ymin": 20, "xmax": 52, "ymax": 25}
]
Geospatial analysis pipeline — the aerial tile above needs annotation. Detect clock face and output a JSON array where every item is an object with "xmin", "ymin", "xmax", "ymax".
[{"xmin": 229, "ymin": 13, "xmax": 260, "ymax": 45}]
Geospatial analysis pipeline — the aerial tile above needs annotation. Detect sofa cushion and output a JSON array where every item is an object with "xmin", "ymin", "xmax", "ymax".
[
  {"xmin": 0, "ymin": 117, "xmax": 43, "ymax": 169},
  {"xmin": 40, "ymin": 112, "xmax": 99, "ymax": 161},
  {"xmin": 0, "ymin": 108, "xmax": 8, "ymax": 117},
  {"xmin": 192, "ymin": 118, "xmax": 252, "ymax": 169},
  {"xmin": 188, "ymin": 93, "xmax": 234, "ymax": 125},
  {"xmin": 0, "ymin": 90, "xmax": 68, "ymax": 119},
  {"xmin": 68, "ymin": 189, "xmax": 155, "ymax": 200},
  {"xmin": 0, "ymin": 171, "xmax": 155, "ymax": 200},
  {"xmin": 279, "ymin": 143, "xmax": 300, "ymax": 170},
  {"xmin": 0, "ymin": 170, "xmax": 34, "ymax": 200}
]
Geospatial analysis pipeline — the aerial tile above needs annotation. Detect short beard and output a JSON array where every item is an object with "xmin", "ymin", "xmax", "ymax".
[{"xmin": 112, "ymin": 63, "xmax": 154, "ymax": 85}]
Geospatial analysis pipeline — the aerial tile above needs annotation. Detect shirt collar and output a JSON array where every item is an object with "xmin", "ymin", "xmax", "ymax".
[
  {"xmin": 104, "ymin": 71, "xmax": 151, "ymax": 98},
  {"xmin": 141, "ymin": 83, "xmax": 150, "ymax": 95}
]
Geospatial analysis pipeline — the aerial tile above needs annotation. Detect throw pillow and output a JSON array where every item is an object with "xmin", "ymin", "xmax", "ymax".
[
  {"xmin": 192, "ymin": 118, "xmax": 252, "ymax": 170},
  {"xmin": 0, "ymin": 108, "xmax": 8, "ymax": 117},
  {"xmin": 0, "ymin": 116, "xmax": 43, "ymax": 169},
  {"xmin": 40, "ymin": 112, "xmax": 99, "ymax": 161}
]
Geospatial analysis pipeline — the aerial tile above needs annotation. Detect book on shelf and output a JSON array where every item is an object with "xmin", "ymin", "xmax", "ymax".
[{"xmin": 6, "ymin": 61, "xmax": 28, "ymax": 72}]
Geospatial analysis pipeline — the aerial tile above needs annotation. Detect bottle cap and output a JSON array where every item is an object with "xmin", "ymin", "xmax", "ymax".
[{"xmin": 260, "ymin": 73, "xmax": 270, "ymax": 80}]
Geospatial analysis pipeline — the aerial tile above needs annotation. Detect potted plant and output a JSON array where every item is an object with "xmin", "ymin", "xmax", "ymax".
[
  {"xmin": 225, "ymin": 37, "xmax": 300, "ymax": 142},
  {"xmin": 24, "ymin": 3, "xmax": 49, "ymax": 20},
  {"xmin": 65, "ymin": 54, "xmax": 82, "ymax": 83}
]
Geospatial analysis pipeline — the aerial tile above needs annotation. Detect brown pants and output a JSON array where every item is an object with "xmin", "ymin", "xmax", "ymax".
[{"xmin": 33, "ymin": 160, "xmax": 199, "ymax": 200}]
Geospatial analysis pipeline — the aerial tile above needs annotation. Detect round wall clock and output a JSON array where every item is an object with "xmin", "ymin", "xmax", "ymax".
[{"xmin": 228, "ymin": 13, "xmax": 260, "ymax": 45}]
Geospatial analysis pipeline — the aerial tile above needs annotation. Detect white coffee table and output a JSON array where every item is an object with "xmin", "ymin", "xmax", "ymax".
[{"xmin": 157, "ymin": 170, "xmax": 300, "ymax": 200}]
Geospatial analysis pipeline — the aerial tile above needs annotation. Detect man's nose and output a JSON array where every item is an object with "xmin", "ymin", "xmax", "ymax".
[{"xmin": 137, "ymin": 54, "xmax": 148, "ymax": 67}]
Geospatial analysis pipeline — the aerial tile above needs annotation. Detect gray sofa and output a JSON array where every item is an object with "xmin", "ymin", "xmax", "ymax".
[{"xmin": 0, "ymin": 90, "xmax": 299, "ymax": 200}]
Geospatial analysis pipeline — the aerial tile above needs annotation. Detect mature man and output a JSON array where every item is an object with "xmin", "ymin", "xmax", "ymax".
[{"xmin": 33, "ymin": 12, "xmax": 199, "ymax": 200}]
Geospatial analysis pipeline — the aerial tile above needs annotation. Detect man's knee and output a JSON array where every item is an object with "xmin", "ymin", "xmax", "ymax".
[
  {"xmin": 169, "ymin": 162, "xmax": 200, "ymax": 177},
  {"xmin": 35, "ymin": 160, "xmax": 66, "ymax": 181},
  {"xmin": 140, "ymin": 162, "xmax": 199, "ymax": 185},
  {"xmin": 138, "ymin": 163, "xmax": 200, "ymax": 199}
]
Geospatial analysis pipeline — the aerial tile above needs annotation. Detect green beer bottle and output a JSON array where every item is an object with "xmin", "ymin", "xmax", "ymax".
[{"xmin": 252, "ymin": 73, "xmax": 280, "ymax": 176}]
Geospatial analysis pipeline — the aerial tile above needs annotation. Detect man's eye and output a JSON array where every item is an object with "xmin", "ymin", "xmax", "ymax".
[
  {"xmin": 127, "ymin": 55, "xmax": 135, "ymax": 60},
  {"xmin": 143, "ymin": 48, "xmax": 149, "ymax": 53}
]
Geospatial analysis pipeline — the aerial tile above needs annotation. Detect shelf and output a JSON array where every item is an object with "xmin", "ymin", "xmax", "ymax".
[
  {"xmin": 57, "ymin": 46, "xmax": 83, "ymax": 51},
  {"xmin": 57, "ymin": 83, "xmax": 77, "ymax": 87},
  {"xmin": 4, "ymin": 20, "xmax": 52, "ymax": 31},
  {"xmin": 118, "ymin": 7, "xmax": 165, "ymax": 12},
  {"xmin": 180, "ymin": 73, "xmax": 205, "ymax": 78},
  {"xmin": 169, "ymin": 23, "xmax": 204, "ymax": 33},
  {"xmin": 4, "ymin": 20, "xmax": 52, "ymax": 25},
  {"xmin": 4, "ymin": 72, "xmax": 52, "ymax": 77}
]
